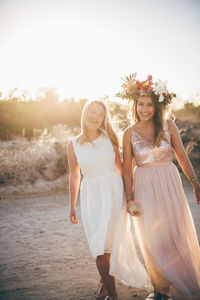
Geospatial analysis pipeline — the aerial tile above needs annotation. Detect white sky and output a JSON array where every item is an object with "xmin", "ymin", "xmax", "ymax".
[{"xmin": 0, "ymin": 0, "xmax": 200, "ymax": 104}]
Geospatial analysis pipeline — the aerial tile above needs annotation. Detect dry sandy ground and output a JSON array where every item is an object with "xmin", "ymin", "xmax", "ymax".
[{"xmin": 0, "ymin": 175, "xmax": 200, "ymax": 300}]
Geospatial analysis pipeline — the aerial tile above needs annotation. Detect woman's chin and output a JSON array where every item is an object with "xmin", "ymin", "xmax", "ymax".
[
  {"xmin": 139, "ymin": 116, "xmax": 153, "ymax": 122},
  {"xmin": 86, "ymin": 122, "xmax": 100, "ymax": 130}
]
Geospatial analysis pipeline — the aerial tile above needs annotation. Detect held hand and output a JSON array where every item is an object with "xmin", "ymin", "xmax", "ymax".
[
  {"xmin": 127, "ymin": 200, "xmax": 140, "ymax": 217},
  {"xmin": 194, "ymin": 186, "xmax": 200, "ymax": 204},
  {"xmin": 70, "ymin": 207, "xmax": 79, "ymax": 224}
]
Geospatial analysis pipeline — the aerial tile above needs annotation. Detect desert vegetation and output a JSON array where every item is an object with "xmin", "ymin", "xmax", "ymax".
[{"xmin": 0, "ymin": 90, "xmax": 199, "ymax": 190}]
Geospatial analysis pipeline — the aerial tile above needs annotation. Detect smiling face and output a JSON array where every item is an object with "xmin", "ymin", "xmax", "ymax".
[
  {"xmin": 85, "ymin": 102, "xmax": 105, "ymax": 130},
  {"xmin": 136, "ymin": 96, "xmax": 155, "ymax": 122}
]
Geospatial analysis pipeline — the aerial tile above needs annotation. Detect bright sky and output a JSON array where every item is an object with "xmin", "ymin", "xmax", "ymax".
[{"xmin": 0, "ymin": 0, "xmax": 200, "ymax": 105}]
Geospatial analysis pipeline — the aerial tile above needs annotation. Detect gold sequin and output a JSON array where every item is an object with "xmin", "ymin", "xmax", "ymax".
[{"xmin": 132, "ymin": 127, "xmax": 173, "ymax": 166}]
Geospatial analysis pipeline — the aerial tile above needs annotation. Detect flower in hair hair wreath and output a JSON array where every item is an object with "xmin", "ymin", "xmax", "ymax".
[{"xmin": 116, "ymin": 73, "xmax": 176, "ymax": 105}]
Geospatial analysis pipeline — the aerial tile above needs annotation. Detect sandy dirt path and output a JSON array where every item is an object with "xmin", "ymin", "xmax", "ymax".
[{"xmin": 0, "ymin": 176, "xmax": 200, "ymax": 300}]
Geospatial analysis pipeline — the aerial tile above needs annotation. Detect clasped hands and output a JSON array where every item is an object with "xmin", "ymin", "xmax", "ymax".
[{"xmin": 127, "ymin": 199, "xmax": 140, "ymax": 216}]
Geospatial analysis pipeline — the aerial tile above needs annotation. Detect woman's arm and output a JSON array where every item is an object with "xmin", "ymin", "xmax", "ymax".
[
  {"xmin": 67, "ymin": 140, "xmax": 81, "ymax": 223},
  {"xmin": 122, "ymin": 128, "xmax": 140, "ymax": 216},
  {"xmin": 168, "ymin": 119, "xmax": 200, "ymax": 204},
  {"xmin": 113, "ymin": 145, "xmax": 122, "ymax": 176}
]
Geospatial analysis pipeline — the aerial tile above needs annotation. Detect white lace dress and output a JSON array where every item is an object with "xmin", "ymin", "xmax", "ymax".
[{"xmin": 72, "ymin": 133, "xmax": 150, "ymax": 288}]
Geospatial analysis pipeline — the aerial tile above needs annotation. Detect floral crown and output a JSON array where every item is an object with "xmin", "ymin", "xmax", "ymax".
[{"xmin": 116, "ymin": 73, "xmax": 176, "ymax": 105}]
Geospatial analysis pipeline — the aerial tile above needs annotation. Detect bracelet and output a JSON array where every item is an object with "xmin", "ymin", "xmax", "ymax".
[
  {"xmin": 190, "ymin": 177, "xmax": 198, "ymax": 183},
  {"xmin": 126, "ymin": 199, "xmax": 134, "ymax": 203}
]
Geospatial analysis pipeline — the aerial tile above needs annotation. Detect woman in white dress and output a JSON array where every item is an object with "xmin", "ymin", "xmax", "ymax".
[{"xmin": 67, "ymin": 100, "xmax": 150, "ymax": 300}]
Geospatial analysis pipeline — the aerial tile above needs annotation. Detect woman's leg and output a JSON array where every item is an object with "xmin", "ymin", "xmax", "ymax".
[
  {"xmin": 96, "ymin": 253, "xmax": 118, "ymax": 299},
  {"xmin": 95, "ymin": 277, "xmax": 108, "ymax": 298}
]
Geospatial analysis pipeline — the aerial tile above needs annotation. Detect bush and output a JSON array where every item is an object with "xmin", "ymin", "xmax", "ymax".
[{"xmin": 0, "ymin": 125, "xmax": 79, "ymax": 186}]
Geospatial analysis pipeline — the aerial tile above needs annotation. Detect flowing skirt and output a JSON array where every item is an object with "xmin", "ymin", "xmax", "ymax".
[
  {"xmin": 133, "ymin": 161, "xmax": 200, "ymax": 299},
  {"xmin": 80, "ymin": 171, "xmax": 151, "ymax": 289}
]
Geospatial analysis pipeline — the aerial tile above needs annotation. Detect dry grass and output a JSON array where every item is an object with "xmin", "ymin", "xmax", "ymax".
[
  {"xmin": 0, "ymin": 125, "xmax": 80, "ymax": 187},
  {"xmin": 172, "ymin": 117, "xmax": 200, "ymax": 179}
]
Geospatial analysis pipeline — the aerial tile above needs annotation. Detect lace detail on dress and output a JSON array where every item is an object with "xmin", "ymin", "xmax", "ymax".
[{"xmin": 131, "ymin": 124, "xmax": 173, "ymax": 166}]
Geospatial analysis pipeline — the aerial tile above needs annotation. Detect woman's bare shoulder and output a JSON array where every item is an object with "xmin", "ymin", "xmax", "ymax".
[
  {"xmin": 166, "ymin": 118, "xmax": 179, "ymax": 134},
  {"xmin": 123, "ymin": 126, "xmax": 133, "ymax": 138}
]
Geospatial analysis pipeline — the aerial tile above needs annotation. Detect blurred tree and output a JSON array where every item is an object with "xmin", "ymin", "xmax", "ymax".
[
  {"xmin": 0, "ymin": 89, "xmax": 199, "ymax": 141},
  {"xmin": 37, "ymin": 87, "xmax": 59, "ymax": 104}
]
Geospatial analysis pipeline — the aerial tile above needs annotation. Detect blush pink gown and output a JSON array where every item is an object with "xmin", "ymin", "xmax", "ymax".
[{"xmin": 131, "ymin": 123, "xmax": 200, "ymax": 299}]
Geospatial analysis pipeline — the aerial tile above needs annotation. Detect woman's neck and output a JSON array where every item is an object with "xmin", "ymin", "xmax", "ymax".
[
  {"xmin": 87, "ymin": 129, "xmax": 101, "ymax": 141},
  {"xmin": 138, "ymin": 120, "xmax": 154, "ymax": 128}
]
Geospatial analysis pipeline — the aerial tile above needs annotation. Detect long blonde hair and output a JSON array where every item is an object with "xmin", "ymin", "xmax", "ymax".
[{"xmin": 78, "ymin": 100, "xmax": 119, "ymax": 148}]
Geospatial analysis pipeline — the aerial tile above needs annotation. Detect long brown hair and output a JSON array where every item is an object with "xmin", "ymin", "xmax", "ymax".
[
  {"xmin": 131, "ymin": 94, "xmax": 169, "ymax": 147},
  {"xmin": 78, "ymin": 100, "xmax": 120, "ymax": 148}
]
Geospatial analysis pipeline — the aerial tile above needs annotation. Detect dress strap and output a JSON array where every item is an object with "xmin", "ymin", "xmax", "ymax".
[{"xmin": 131, "ymin": 128, "xmax": 139, "ymax": 144}]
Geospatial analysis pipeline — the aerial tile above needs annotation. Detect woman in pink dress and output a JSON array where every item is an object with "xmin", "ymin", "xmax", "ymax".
[{"xmin": 119, "ymin": 74, "xmax": 200, "ymax": 300}]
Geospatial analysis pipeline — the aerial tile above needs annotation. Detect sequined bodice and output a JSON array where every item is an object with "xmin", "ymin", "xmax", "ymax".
[{"xmin": 131, "ymin": 125, "xmax": 173, "ymax": 166}]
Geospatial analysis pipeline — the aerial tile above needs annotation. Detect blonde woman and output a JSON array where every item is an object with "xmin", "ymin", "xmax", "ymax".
[
  {"xmin": 67, "ymin": 100, "xmax": 150, "ymax": 300},
  {"xmin": 119, "ymin": 74, "xmax": 200, "ymax": 300}
]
